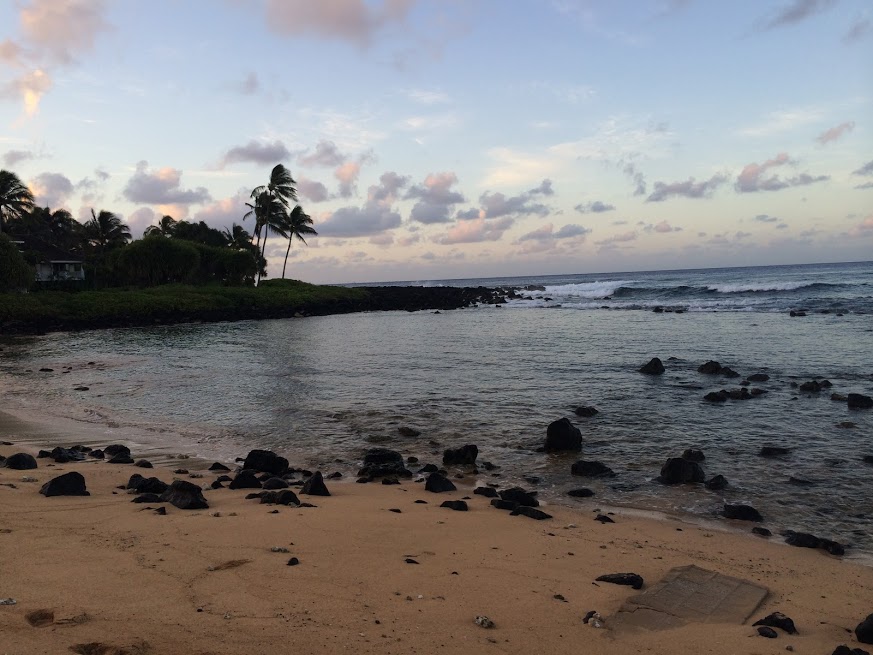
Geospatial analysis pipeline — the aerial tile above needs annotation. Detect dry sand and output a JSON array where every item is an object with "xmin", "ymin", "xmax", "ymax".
[{"xmin": 1, "ymin": 428, "xmax": 872, "ymax": 655}]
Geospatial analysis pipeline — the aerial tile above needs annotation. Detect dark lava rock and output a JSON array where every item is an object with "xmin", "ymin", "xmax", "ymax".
[
  {"xmin": 260, "ymin": 489, "xmax": 301, "ymax": 506},
  {"xmin": 491, "ymin": 498, "xmax": 519, "ymax": 511},
  {"xmin": 301, "ymin": 471, "xmax": 330, "ymax": 496},
  {"xmin": 418, "ymin": 463, "xmax": 439, "ymax": 474},
  {"xmin": 134, "ymin": 459, "xmax": 153, "ymax": 469},
  {"xmin": 783, "ymin": 530, "xmax": 845, "ymax": 556},
  {"xmin": 381, "ymin": 477, "xmax": 399, "ymax": 485},
  {"xmin": 567, "ymin": 488, "xmax": 595, "ymax": 498},
  {"xmin": 544, "ymin": 417, "xmax": 583, "ymax": 452},
  {"xmin": 229, "ymin": 470, "xmax": 262, "ymax": 490},
  {"xmin": 639, "ymin": 357, "xmax": 665, "ymax": 375},
  {"xmin": 441, "ymin": 500, "xmax": 468, "ymax": 511},
  {"xmin": 760, "ymin": 446, "xmax": 790, "ymax": 457},
  {"xmin": 398, "ymin": 426, "xmax": 421, "ymax": 437},
  {"xmin": 721, "ymin": 367, "xmax": 741, "ymax": 378},
  {"xmin": 160, "ymin": 480, "xmax": 208, "ymax": 510},
  {"xmin": 39, "ymin": 472, "xmax": 89, "ymax": 497},
  {"xmin": 474, "ymin": 486, "xmax": 499, "ymax": 498},
  {"xmin": 132, "ymin": 493, "xmax": 164, "ymax": 503},
  {"xmin": 262, "ymin": 477, "xmax": 289, "ymax": 490},
  {"xmin": 570, "ymin": 460, "xmax": 615, "ymax": 478},
  {"xmin": 89, "ymin": 449, "xmax": 104, "ymax": 459},
  {"xmin": 127, "ymin": 475, "xmax": 169, "ymax": 494},
  {"xmin": 208, "ymin": 462, "xmax": 230, "ymax": 472},
  {"xmin": 749, "ymin": 388, "xmax": 767, "ymax": 396},
  {"xmin": 50, "ymin": 446, "xmax": 83, "ymax": 463},
  {"xmin": 833, "ymin": 646, "xmax": 871, "ymax": 655},
  {"xmin": 210, "ymin": 480, "xmax": 224, "ymax": 489},
  {"xmin": 705, "ymin": 475, "xmax": 728, "ymax": 491},
  {"xmin": 37, "ymin": 450, "xmax": 51, "ymax": 458},
  {"xmin": 748, "ymin": 373, "xmax": 770, "ymax": 382},
  {"xmin": 104, "ymin": 444, "xmax": 131, "ymax": 458},
  {"xmin": 698, "ymin": 360, "xmax": 722, "ymax": 374},
  {"xmin": 848, "ymin": 393, "xmax": 873, "ymax": 410},
  {"xmin": 704, "ymin": 391, "xmax": 728, "ymax": 403},
  {"xmin": 442, "ymin": 444, "xmax": 478, "ymax": 466},
  {"xmin": 499, "ymin": 487, "xmax": 538, "ymax": 507},
  {"xmin": 595, "ymin": 514, "xmax": 614, "ymax": 523},
  {"xmin": 722, "ymin": 504, "xmax": 763, "ymax": 521},
  {"xmin": 832, "ymin": 393, "xmax": 848, "ymax": 402},
  {"xmin": 657, "ymin": 457, "xmax": 704, "ymax": 484},
  {"xmin": 799, "ymin": 380, "xmax": 822, "ymax": 393},
  {"xmin": 752, "ymin": 527, "xmax": 772, "ymax": 537},
  {"xmin": 574, "ymin": 406, "xmax": 598, "ymax": 418},
  {"xmin": 359, "ymin": 449, "xmax": 413, "ymax": 479},
  {"xmin": 788, "ymin": 476, "xmax": 814, "ymax": 486},
  {"xmin": 424, "ymin": 472, "xmax": 456, "ymax": 493},
  {"xmin": 595, "ymin": 573, "xmax": 644, "ymax": 590},
  {"xmin": 757, "ymin": 626, "xmax": 778, "ymax": 638},
  {"xmin": 753, "ymin": 611, "xmax": 798, "ymax": 635},
  {"xmin": 4, "ymin": 453, "xmax": 37, "ymax": 470},
  {"xmin": 242, "ymin": 449, "xmax": 289, "ymax": 475},
  {"xmin": 682, "ymin": 449, "xmax": 705, "ymax": 462},
  {"xmin": 512, "ymin": 506, "xmax": 552, "ymax": 520},
  {"xmin": 857, "ymin": 614, "xmax": 873, "ymax": 644},
  {"xmin": 108, "ymin": 453, "xmax": 134, "ymax": 464}
]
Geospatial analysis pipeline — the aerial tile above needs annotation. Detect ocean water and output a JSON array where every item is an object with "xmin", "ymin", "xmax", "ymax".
[{"xmin": 1, "ymin": 261, "xmax": 872, "ymax": 553}]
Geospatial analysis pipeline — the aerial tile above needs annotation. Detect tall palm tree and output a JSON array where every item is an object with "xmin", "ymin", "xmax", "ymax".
[
  {"xmin": 84, "ymin": 209, "xmax": 132, "ymax": 254},
  {"xmin": 281, "ymin": 205, "xmax": 317, "ymax": 279},
  {"xmin": 222, "ymin": 223, "xmax": 252, "ymax": 250},
  {"xmin": 0, "ymin": 170, "xmax": 35, "ymax": 234},
  {"xmin": 144, "ymin": 214, "xmax": 177, "ymax": 238},
  {"xmin": 245, "ymin": 164, "xmax": 298, "ymax": 283}
]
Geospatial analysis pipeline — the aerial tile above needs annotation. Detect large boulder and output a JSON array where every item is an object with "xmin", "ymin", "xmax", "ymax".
[
  {"xmin": 722, "ymin": 504, "xmax": 763, "ymax": 522},
  {"xmin": 544, "ymin": 418, "xmax": 583, "ymax": 452},
  {"xmin": 425, "ymin": 472, "xmax": 456, "ymax": 493},
  {"xmin": 228, "ymin": 470, "xmax": 262, "ymax": 490},
  {"xmin": 857, "ymin": 614, "xmax": 873, "ymax": 644},
  {"xmin": 639, "ymin": 358, "xmax": 665, "ymax": 375},
  {"xmin": 126, "ymin": 474, "xmax": 169, "ymax": 494},
  {"xmin": 301, "ymin": 471, "xmax": 331, "ymax": 496},
  {"xmin": 242, "ymin": 449, "xmax": 289, "ymax": 475},
  {"xmin": 698, "ymin": 361, "xmax": 722, "ymax": 374},
  {"xmin": 848, "ymin": 394, "xmax": 873, "ymax": 410},
  {"xmin": 160, "ymin": 480, "xmax": 208, "ymax": 510},
  {"xmin": 658, "ymin": 457, "xmax": 704, "ymax": 484},
  {"xmin": 4, "ymin": 453, "xmax": 37, "ymax": 470},
  {"xmin": 359, "ymin": 448, "xmax": 413, "ymax": 478},
  {"xmin": 39, "ymin": 472, "xmax": 89, "ymax": 497},
  {"xmin": 442, "ymin": 444, "xmax": 478, "ymax": 466},
  {"xmin": 570, "ymin": 460, "xmax": 615, "ymax": 478},
  {"xmin": 499, "ymin": 487, "xmax": 538, "ymax": 507},
  {"xmin": 103, "ymin": 444, "xmax": 131, "ymax": 458}
]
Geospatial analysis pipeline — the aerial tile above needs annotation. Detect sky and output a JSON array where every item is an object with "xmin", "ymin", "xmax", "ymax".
[{"xmin": 1, "ymin": 0, "xmax": 871, "ymax": 284}]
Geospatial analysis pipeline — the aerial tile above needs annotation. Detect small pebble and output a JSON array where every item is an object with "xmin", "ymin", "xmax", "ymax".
[
  {"xmin": 271, "ymin": 547, "xmax": 290, "ymax": 553},
  {"xmin": 474, "ymin": 615, "xmax": 495, "ymax": 629}
]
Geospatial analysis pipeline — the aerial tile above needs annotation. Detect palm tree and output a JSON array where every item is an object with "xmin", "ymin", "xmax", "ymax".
[
  {"xmin": 84, "ymin": 209, "xmax": 131, "ymax": 254},
  {"xmin": 0, "ymin": 170, "xmax": 35, "ymax": 234},
  {"xmin": 245, "ymin": 164, "xmax": 298, "ymax": 282},
  {"xmin": 281, "ymin": 205, "xmax": 317, "ymax": 279},
  {"xmin": 222, "ymin": 223, "xmax": 252, "ymax": 250},
  {"xmin": 144, "ymin": 214, "xmax": 177, "ymax": 238}
]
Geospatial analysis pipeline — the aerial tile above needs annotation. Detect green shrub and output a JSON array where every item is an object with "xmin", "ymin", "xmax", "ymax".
[{"xmin": 0, "ymin": 233, "xmax": 34, "ymax": 291}]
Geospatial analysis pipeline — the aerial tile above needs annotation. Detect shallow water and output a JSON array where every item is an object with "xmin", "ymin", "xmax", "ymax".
[{"xmin": 1, "ymin": 301, "xmax": 872, "ymax": 552}]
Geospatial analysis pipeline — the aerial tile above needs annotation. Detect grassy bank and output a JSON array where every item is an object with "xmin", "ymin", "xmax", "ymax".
[
  {"xmin": 0, "ymin": 280, "xmax": 504, "ymax": 334},
  {"xmin": 0, "ymin": 281, "xmax": 367, "ymax": 332}
]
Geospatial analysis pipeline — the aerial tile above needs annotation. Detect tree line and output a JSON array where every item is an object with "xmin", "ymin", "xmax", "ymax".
[{"xmin": 0, "ymin": 165, "xmax": 316, "ymax": 292}]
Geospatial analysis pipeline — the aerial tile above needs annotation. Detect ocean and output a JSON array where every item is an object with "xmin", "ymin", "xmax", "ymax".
[{"xmin": 2, "ymin": 261, "xmax": 872, "ymax": 553}]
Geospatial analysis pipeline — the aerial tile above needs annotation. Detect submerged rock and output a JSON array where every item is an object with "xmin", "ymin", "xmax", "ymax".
[
  {"xmin": 639, "ymin": 358, "xmax": 665, "ymax": 375},
  {"xmin": 442, "ymin": 444, "xmax": 478, "ymax": 466},
  {"xmin": 705, "ymin": 475, "xmax": 728, "ymax": 491},
  {"xmin": 567, "ymin": 488, "xmax": 595, "ymax": 498},
  {"xmin": 759, "ymin": 446, "xmax": 790, "ymax": 457},
  {"xmin": 722, "ymin": 504, "xmax": 763, "ymax": 522},
  {"xmin": 848, "ymin": 393, "xmax": 873, "ymax": 410},
  {"xmin": 570, "ymin": 460, "xmax": 615, "ymax": 478},
  {"xmin": 573, "ymin": 406, "xmax": 599, "ymax": 418},
  {"xmin": 544, "ymin": 418, "xmax": 583, "ymax": 452},
  {"xmin": 657, "ymin": 457, "xmax": 704, "ymax": 484},
  {"xmin": 698, "ymin": 360, "xmax": 722, "ymax": 374}
]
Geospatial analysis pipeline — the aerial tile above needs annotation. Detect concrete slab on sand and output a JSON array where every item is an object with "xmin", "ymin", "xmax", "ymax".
[{"xmin": 612, "ymin": 564, "xmax": 768, "ymax": 631}]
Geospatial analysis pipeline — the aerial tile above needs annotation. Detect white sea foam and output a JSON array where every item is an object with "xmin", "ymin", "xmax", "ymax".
[
  {"xmin": 707, "ymin": 281, "xmax": 813, "ymax": 293},
  {"xmin": 539, "ymin": 280, "xmax": 634, "ymax": 299}
]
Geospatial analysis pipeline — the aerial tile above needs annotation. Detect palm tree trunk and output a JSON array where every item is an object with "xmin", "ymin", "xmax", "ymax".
[{"xmin": 282, "ymin": 238, "xmax": 292, "ymax": 278}]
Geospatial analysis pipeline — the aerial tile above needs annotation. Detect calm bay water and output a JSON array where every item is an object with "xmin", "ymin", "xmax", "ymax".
[{"xmin": 1, "ymin": 262, "xmax": 872, "ymax": 552}]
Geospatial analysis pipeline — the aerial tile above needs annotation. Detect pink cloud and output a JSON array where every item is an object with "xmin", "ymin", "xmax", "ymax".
[
  {"xmin": 816, "ymin": 121, "xmax": 855, "ymax": 145},
  {"xmin": 848, "ymin": 214, "xmax": 873, "ymax": 237},
  {"xmin": 436, "ymin": 216, "xmax": 513, "ymax": 244}
]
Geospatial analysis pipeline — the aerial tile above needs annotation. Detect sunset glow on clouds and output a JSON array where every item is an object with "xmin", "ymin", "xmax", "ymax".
[{"xmin": 1, "ymin": 0, "xmax": 871, "ymax": 283}]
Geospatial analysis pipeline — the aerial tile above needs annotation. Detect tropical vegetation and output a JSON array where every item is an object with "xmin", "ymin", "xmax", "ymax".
[{"xmin": 0, "ymin": 163, "xmax": 316, "ymax": 292}]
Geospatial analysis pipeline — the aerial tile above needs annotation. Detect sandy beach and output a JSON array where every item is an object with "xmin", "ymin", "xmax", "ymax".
[{"xmin": 1, "ymin": 420, "xmax": 872, "ymax": 655}]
